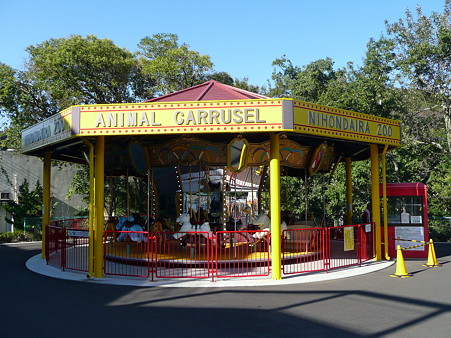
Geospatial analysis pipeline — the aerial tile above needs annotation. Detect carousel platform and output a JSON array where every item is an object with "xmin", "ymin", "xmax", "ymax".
[{"xmin": 26, "ymin": 253, "xmax": 394, "ymax": 288}]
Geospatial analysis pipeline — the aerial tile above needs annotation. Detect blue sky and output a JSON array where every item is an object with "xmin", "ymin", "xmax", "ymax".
[{"xmin": 0, "ymin": 0, "xmax": 446, "ymax": 89}]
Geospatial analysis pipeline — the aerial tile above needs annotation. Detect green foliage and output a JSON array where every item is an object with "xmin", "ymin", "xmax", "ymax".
[
  {"xmin": 208, "ymin": 71, "xmax": 234, "ymax": 85},
  {"xmin": 0, "ymin": 62, "xmax": 55, "ymax": 148},
  {"xmin": 428, "ymin": 218, "xmax": 451, "ymax": 242},
  {"xmin": 384, "ymin": 2, "xmax": 451, "ymax": 150},
  {"xmin": 268, "ymin": 56, "xmax": 300, "ymax": 98},
  {"xmin": 291, "ymin": 58, "xmax": 337, "ymax": 103},
  {"xmin": 137, "ymin": 33, "xmax": 213, "ymax": 96},
  {"xmin": 1, "ymin": 179, "xmax": 43, "ymax": 229},
  {"xmin": 26, "ymin": 35, "xmax": 148, "ymax": 105},
  {"xmin": 278, "ymin": 162, "xmax": 371, "ymax": 224},
  {"xmin": 268, "ymin": 50, "xmax": 400, "ymax": 119},
  {"xmin": 427, "ymin": 160, "xmax": 451, "ymax": 216},
  {"xmin": 0, "ymin": 63, "xmax": 19, "ymax": 122},
  {"xmin": 67, "ymin": 165, "xmax": 148, "ymax": 217},
  {"xmin": 348, "ymin": 38, "xmax": 401, "ymax": 118},
  {"xmin": 208, "ymin": 72, "xmax": 263, "ymax": 93},
  {"xmin": 0, "ymin": 230, "xmax": 41, "ymax": 243},
  {"xmin": 66, "ymin": 165, "xmax": 90, "ymax": 204}
]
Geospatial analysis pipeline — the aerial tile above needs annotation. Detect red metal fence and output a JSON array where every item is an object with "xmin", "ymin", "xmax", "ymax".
[
  {"xmin": 104, "ymin": 230, "xmax": 150, "ymax": 277},
  {"xmin": 46, "ymin": 226, "xmax": 89, "ymax": 272},
  {"xmin": 282, "ymin": 223, "xmax": 375, "ymax": 274},
  {"xmin": 102, "ymin": 230, "xmax": 271, "ymax": 280},
  {"xmin": 65, "ymin": 229, "xmax": 89, "ymax": 272},
  {"xmin": 282, "ymin": 227, "xmax": 325, "ymax": 274},
  {"xmin": 47, "ymin": 222, "xmax": 374, "ymax": 280},
  {"xmin": 326, "ymin": 225, "xmax": 360, "ymax": 271},
  {"xmin": 154, "ymin": 231, "xmax": 211, "ymax": 279},
  {"xmin": 359, "ymin": 223, "xmax": 375, "ymax": 262},
  {"xmin": 326, "ymin": 223, "xmax": 375, "ymax": 271},
  {"xmin": 214, "ymin": 230, "xmax": 270, "ymax": 278},
  {"xmin": 46, "ymin": 226, "xmax": 65, "ymax": 268}
]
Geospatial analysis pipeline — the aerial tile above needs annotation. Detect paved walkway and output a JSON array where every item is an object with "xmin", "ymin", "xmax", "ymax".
[{"xmin": 2, "ymin": 242, "xmax": 450, "ymax": 337}]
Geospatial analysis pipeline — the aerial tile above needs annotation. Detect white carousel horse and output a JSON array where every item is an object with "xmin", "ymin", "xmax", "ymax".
[
  {"xmin": 173, "ymin": 213, "xmax": 212, "ymax": 240},
  {"xmin": 116, "ymin": 216, "xmax": 148, "ymax": 243},
  {"xmin": 251, "ymin": 213, "xmax": 288, "ymax": 239}
]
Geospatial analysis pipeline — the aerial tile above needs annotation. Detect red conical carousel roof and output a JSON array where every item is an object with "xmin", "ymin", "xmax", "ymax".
[{"xmin": 145, "ymin": 80, "xmax": 268, "ymax": 102}]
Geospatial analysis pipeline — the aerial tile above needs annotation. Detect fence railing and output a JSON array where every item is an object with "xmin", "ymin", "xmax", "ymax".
[
  {"xmin": 46, "ymin": 226, "xmax": 65, "ymax": 268},
  {"xmin": 154, "ymin": 231, "xmax": 212, "ymax": 279},
  {"xmin": 104, "ymin": 230, "xmax": 150, "ymax": 277},
  {"xmin": 47, "ymin": 222, "xmax": 374, "ymax": 280},
  {"xmin": 46, "ymin": 226, "xmax": 89, "ymax": 272},
  {"xmin": 282, "ymin": 227, "xmax": 325, "ymax": 274},
  {"xmin": 326, "ymin": 223, "xmax": 374, "ymax": 271},
  {"xmin": 215, "ymin": 230, "xmax": 270, "ymax": 278},
  {"xmin": 282, "ymin": 223, "xmax": 375, "ymax": 274}
]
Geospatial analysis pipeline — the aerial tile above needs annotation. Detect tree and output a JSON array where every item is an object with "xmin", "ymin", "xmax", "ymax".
[
  {"xmin": 2, "ymin": 179, "xmax": 43, "ymax": 230},
  {"xmin": 291, "ymin": 58, "xmax": 338, "ymax": 103},
  {"xmin": 267, "ymin": 56, "xmax": 301, "ymax": 98},
  {"xmin": 384, "ymin": 1, "xmax": 451, "ymax": 150},
  {"xmin": 0, "ymin": 63, "xmax": 19, "ymax": 124},
  {"xmin": 0, "ymin": 62, "xmax": 56, "ymax": 148},
  {"xmin": 26, "ymin": 35, "xmax": 150, "ymax": 106},
  {"xmin": 137, "ymin": 33, "xmax": 214, "ymax": 96},
  {"xmin": 427, "ymin": 159, "xmax": 451, "ymax": 216},
  {"xmin": 208, "ymin": 71, "xmax": 234, "ymax": 85},
  {"xmin": 348, "ymin": 38, "xmax": 401, "ymax": 118}
]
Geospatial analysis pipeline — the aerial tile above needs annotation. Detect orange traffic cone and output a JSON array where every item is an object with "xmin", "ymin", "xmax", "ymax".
[
  {"xmin": 390, "ymin": 245, "xmax": 411, "ymax": 278},
  {"xmin": 423, "ymin": 239, "xmax": 441, "ymax": 267}
]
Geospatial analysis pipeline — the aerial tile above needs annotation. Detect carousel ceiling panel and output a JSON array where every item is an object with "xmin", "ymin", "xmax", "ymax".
[{"xmin": 146, "ymin": 137, "xmax": 228, "ymax": 167}]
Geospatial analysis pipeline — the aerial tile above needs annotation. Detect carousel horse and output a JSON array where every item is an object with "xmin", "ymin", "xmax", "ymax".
[
  {"xmin": 150, "ymin": 218, "xmax": 172, "ymax": 244},
  {"xmin": 225, "ymin": 217, "xmax": 243, "ymax": 231},
  {"xmin": 105, "ymin": 217, "xmax": 118, "ymax": 241},
  {"xmin": 173, "ymin": 213, "xmax": 212, "ymax": 240},
  {"xmin": 150, "ymin": 218, "xmax": 164, "ymax": 232},
  {"xmin": 116, "ymin": 216, "xmax": 148, "ymax": 243},
  {"xmin": 251, "ymin": 213, "xmax": 289, "ymax": 240}
]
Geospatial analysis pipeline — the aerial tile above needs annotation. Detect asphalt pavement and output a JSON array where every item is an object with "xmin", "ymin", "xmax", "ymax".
[{"xmin": 1, "ymin": 242, "xmax": 450, "ymax": 337}]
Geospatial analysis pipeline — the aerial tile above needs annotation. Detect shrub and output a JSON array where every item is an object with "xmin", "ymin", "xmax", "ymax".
[
  {"xmin": 0, "ymin": 230, "xmax": 41, "ymax": 243},
  {"xmin": 428, "ymin": 218, "xmax": 451, "ymax": 242}
]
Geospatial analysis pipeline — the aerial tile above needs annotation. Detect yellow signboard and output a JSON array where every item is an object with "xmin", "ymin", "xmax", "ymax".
[
  {"xmin": 344, "ymin": 226, "xmax": 355, "ymax": 251},
  {"xmin": 293, "ymin": 100, "xmax": 402, "ymax": 146},
  {"xmin": 75, "ymin": 100, "xmax": 285, "ymax": 136}
]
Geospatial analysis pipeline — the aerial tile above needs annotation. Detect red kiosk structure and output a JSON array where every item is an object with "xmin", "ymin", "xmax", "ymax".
[{"xmin": 382, "ymin": 183, "xmax": 429, "ymax": 259}]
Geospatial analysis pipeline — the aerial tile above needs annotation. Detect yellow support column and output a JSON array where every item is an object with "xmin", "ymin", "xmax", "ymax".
[
  {"xmin": 83, "ymin": 139, "xmax": 95, "ymax": 277},
  {"xmin": 94, "ymin": 136, "xmax": 105, "ymax": 278},
  {"xmin": 345, "ymin": 157, "xmax": 353, "ymax": 225},
  {"xmin": 381, "ymin": 145, "xmax": 390, "ymax": 260},
  {"xmin": 270, "ymin": 133, "xmax": 282, "ymax": 280},
  {"xmin": 370, "ymin": 144, "xmax": 382, "ymax": 260},
  {"xmin": 42, "ymin": 151, "xmax": 51, "ymax": 259}
]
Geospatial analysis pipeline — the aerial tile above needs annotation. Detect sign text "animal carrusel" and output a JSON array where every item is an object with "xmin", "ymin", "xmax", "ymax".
[{"xmin": 94, "ymin": 108, "xmax": 267, "ymax": 128}]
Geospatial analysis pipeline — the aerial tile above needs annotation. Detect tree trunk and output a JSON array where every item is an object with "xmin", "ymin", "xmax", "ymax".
[{"xmin": 444, "ymin": 107, "xmax": 451, "ymax": 152}]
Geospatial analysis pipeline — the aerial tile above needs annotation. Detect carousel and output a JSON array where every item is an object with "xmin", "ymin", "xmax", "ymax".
[{"xmin": 21, "ymin": 80, "xmax": 401, "ymax": 280}]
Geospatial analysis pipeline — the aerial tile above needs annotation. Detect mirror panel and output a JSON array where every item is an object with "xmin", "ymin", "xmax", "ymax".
[{"xmin": 228, "ymin": 138, "xmax": 249, "ymax": 172}]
